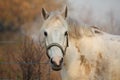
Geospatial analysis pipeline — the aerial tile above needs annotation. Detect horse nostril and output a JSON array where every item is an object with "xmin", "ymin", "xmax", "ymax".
[
  {"xmin": 50, "ymin": 58, "xmax": 54, "ymax": 64},
  {"xmin": 60, "ymin": 58, "xmax": 63, "ymax": 64}
]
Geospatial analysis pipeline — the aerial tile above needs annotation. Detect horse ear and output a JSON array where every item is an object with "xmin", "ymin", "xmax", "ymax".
[
  {"xmin": 62, "ymin": 6, "xmax": 68, "ymax": 19},
  {"xmin": 41, "ymin": 8, "xmax": 49, "ymax": 20}
]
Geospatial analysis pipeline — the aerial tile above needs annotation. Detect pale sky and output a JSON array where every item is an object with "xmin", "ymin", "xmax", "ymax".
[{"xmin": 65, "ymin": 0, "xmax": 120, "ymax": 34}]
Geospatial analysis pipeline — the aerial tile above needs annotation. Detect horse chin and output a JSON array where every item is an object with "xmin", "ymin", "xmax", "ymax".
[
  {"xmin": 52, "ymin": 66, "xmax": 62, "ymax": 71},
  {"xmin": 51, "ymin": 64, "xmax": 62, "ymax": 71}
]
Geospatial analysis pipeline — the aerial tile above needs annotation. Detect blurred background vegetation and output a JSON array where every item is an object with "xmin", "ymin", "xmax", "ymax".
[
  {"xmin": 0, "ymin": 0, "xmax": 63, "ymax": 32},
  {"xmin": 0, "ymin": 0, "xmax": 63, "ymax": 80}
]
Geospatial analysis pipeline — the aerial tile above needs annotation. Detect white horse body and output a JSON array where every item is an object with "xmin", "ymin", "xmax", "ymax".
[
  {"xmin": 40, "ymin": 7, "xmax": 120, "ymax": 80},
  {"xmin": 61, "ymin": 32, "xmax": 120, "ymax": 80}
]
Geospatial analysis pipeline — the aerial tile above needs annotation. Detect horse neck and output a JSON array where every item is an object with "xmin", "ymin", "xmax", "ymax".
[
  {"xmin": 63, "ymin": 36, "xmax": 101, "ymax": 66},
  {"xmin": 64, "ymin": 38, "xmax": 81, "ymax": 66}
]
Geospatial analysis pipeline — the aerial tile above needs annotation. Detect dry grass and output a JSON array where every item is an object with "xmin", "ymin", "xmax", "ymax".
[{"xmin": 0, "ymin": 35, "xmax": 61, "ymax": 80}]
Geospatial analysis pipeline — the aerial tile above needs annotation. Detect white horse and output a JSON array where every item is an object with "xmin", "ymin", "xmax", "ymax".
[{"xmin": 40, "ymin": 7, "xmax": 120, "ymax": 80}]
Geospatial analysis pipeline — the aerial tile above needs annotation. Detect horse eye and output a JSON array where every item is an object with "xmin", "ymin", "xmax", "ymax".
[
  {"xmin": 64, "ymin": 31, "xmax": 68, "ymax": 36},
  {"xmin": 44, "ymin": 31, "xmax": 48, "ymax": 37}
]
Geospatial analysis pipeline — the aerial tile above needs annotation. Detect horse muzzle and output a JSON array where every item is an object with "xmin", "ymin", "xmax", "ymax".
[
  {"xmin": 50, "ymin": 57, "xmax": 63, "ymax": 71},
  {"xmin": 45, "ymin": 41, "xmax": 68, "ymax": 71}
]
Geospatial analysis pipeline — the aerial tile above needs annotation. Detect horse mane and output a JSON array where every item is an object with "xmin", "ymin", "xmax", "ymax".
[{"xmin": 67, "ymin": 17, "xmax": 103, "ymax": 39}]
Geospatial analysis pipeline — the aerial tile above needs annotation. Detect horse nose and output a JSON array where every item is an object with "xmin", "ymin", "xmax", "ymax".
[{"xmin": 51, "ymin": 57, "xmax": 63, "ymax": 67}]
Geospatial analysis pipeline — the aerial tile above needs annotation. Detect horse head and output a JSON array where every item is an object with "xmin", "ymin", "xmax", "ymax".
[{"xmin": 41, "ymin": 7, "xmax": 69, "ymax": 71}]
